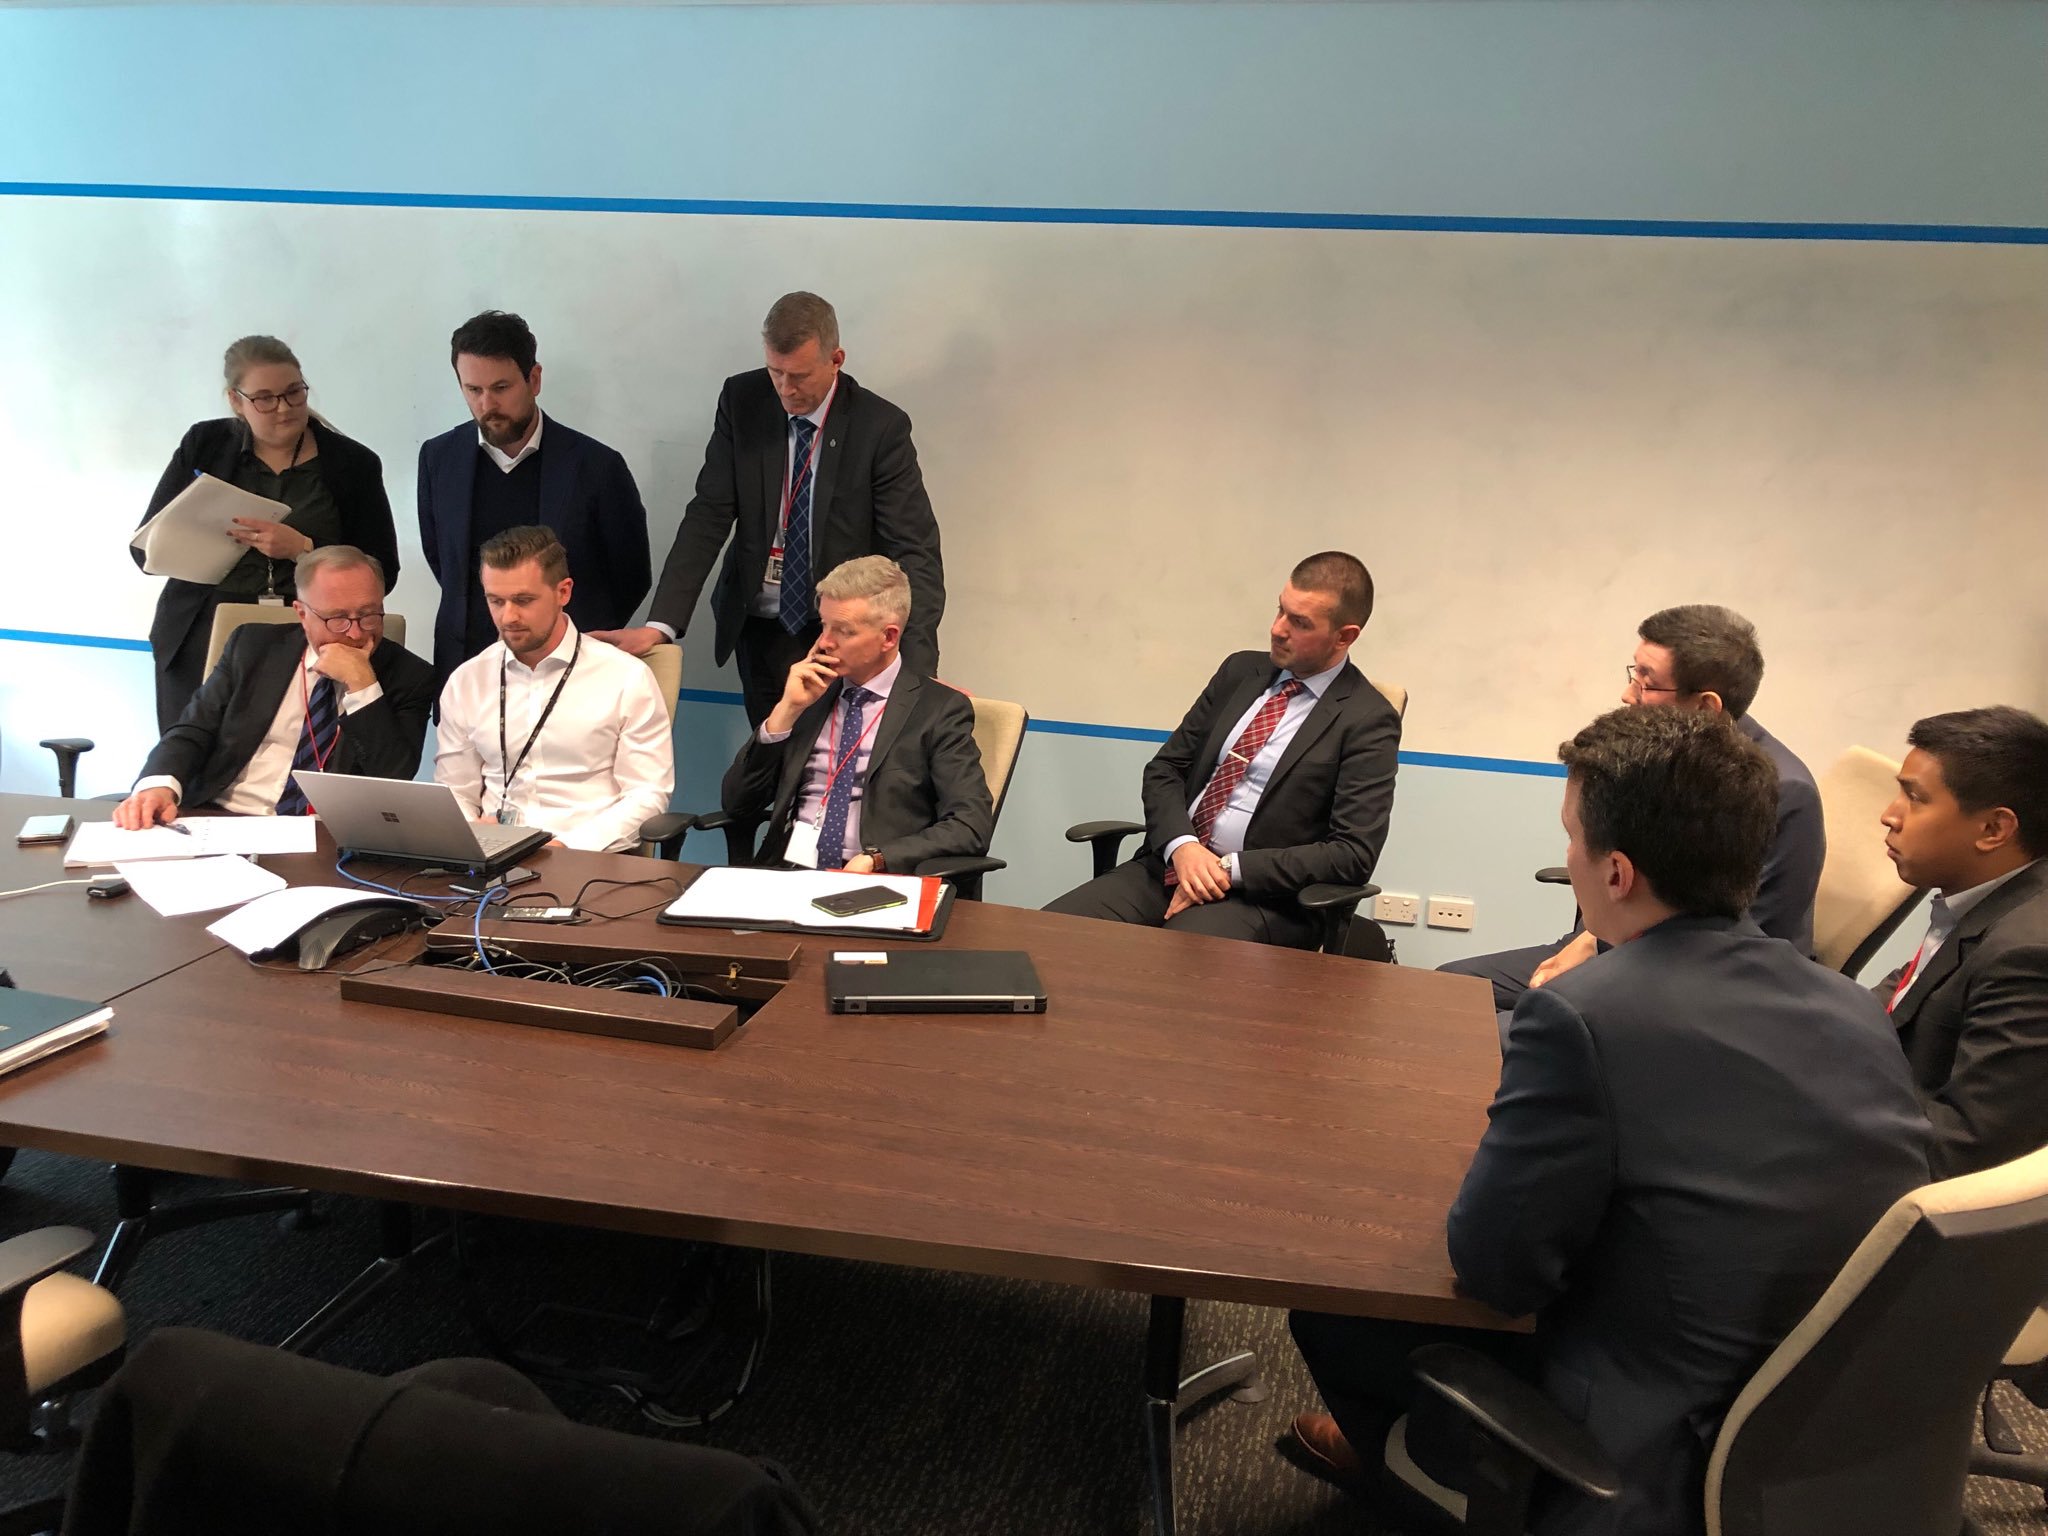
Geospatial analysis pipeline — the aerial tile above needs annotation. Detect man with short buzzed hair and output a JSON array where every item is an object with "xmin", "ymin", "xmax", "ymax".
[
  {"xmin": 595, "ymin": 292, "xmax": 946, "ymax": 727},
  {"xmin": 1044, "ymin": 551, "xmax": 1401, "ymax": 949}
]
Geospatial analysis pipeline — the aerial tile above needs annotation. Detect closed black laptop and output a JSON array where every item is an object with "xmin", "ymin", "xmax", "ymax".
[{"xmin": 824, "ymin": 950, "xmax": 1047, "ymax": 1015}]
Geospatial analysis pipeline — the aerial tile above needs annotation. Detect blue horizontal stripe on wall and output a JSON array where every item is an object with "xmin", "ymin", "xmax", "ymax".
[
  {"xmin": 3, "ymin": 183, "xmax": 2045, "ymax": 246},
  {"xmin": 6, "ymin": 631, "xmax": 1564, "ymax": 777}
]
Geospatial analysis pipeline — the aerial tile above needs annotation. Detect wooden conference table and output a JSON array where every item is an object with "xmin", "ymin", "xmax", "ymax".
[{"xmin": 0, "ymin": 792, "xmax": 1513, "ymax": 1532}]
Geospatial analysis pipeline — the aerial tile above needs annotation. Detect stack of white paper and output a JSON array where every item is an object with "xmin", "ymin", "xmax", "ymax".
[
  {"xmin": 65, "ymin": 817, "xmax": 318, "ymax": 868},
  {"xmin": 114, "ymin": 855, "xmax": 288, "ymax": 917},
  {"xmin": 206, "ymin": 886, "xmax": 419, "ymax": 956},
  {"xmin": 662, "ymin": 867, "xmax": 934, "ymax": 932},
  {"xmin": 129, "ymin": 473, "xmax": 290, "ymax": 584}
]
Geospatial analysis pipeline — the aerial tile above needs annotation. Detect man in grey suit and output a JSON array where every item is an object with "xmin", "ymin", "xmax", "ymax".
[
  {"xmin": 1044, "ymin": 551, "xmax": 1402, "ymax": 949},
  {"xmin": 1286, "ymin": 707, "xmax": 1928, "ymax": 1536},
  {"xmin": 720, "ymin": 556, "xmax": 990, "ymax": 875},
  {"xmin": 1442, "ymin": 604, "xmax": 1824, "ymax": 1010},
  {"xmin": 1877, "ymin": 706, "xmax": 2048, "ymax": 1178}
]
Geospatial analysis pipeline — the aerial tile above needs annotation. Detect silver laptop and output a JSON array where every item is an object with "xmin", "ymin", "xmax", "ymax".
[{"xmin": 291, "ymin": 772, "xmax": 551, "ymax": 875}]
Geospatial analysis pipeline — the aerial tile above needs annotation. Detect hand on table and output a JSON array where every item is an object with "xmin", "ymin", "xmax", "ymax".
[
  {"xmin": 843, "ymin": 854, "xmax": 878, "ymax": 876},
  {"xmin": 114, "ymin": 787, "xmax": 179, "ymax": 830}
]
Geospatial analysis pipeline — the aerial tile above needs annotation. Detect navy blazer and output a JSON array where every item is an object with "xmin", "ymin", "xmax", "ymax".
[
  {"xmin": 1450, "ymin": 915, "xmax": 1929, "ymax": 1536},
  {"xmin": 138, "ymin": 623, "xmax": 436, "ymax": 808},
  {"xmin": 647, "ymin": 371, "xmax": 944, "ymax": 675},
  {"xmin": 1738, "ymin": 716, "xmax": 1825, "ymax": 954},
  {"xmin": 1879, "ymin": 859, "xmax": 2048, "ymax": 1177},
  {"xmin": 416, "ymin": 416, "xmax": 651, "ymax": 685}
]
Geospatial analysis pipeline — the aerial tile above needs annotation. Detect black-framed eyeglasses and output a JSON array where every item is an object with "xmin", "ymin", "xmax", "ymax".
[
  {"xmin": 234, "ymin": 382, "xmax": 310, "ymax": 412},
  {"xmin": 306, "ymin": 608, "xmax": 385, "ymax": 634},
  {"xmin": 1625, "ymin": 664, "xmax": 1679, "ymax": 695}
]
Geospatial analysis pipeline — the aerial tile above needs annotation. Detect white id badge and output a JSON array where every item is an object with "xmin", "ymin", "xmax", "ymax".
[
  {"xmin": 783, "ymin": 819, "xmax": 821, "ymax": 869},
  {"xmin": 764, "ymin": 552, "xmax": 784, "ymax": 586}
]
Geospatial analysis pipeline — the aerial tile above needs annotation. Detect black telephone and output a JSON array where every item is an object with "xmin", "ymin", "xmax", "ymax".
[{"xmin": 258, "ymin": 898, "xmax": 440, "ymax": 971}]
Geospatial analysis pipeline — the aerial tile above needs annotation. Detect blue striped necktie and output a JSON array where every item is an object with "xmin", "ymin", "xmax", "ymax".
[
  {"xmin": 778, "ymin": 416, "xmax": 817, "ymax": 634},
  {"xmin": 817, "ymin": 686, "xmax": 874, "ymax": 869},
  {"xmin": 276, "ymin": 676, "xmax": 338, "ymax": 816}
]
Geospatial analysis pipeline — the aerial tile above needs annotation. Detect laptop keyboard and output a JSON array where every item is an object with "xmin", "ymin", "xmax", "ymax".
[{"xmin": 474, "ymin": 822, "xmax": 539, "ymax": 855}]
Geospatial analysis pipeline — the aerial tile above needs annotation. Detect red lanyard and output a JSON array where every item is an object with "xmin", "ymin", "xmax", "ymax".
[
  {"xmin": 293, "ymin": 665, "xmax": 341, "ymax": 813},
  {"xmin": 1886, "ymin": 937, "xmax": 1930, "ymax": 1013},
  {"xmin": 771, "ymin": 390, "xmax": 834, "ymax": 555},
  {"xmin": 816, "ymin": 694, "xmax": 882, "ymax": 805}
]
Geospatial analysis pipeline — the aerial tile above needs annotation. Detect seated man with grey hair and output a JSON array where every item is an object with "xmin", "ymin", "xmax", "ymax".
[
  {"xmin": 114, "ymin": 545, "xmax": 436, "ymax": 827},
  {"xmin": 721, "ymin": 555, "xmax": 991, "ymax": 874}
]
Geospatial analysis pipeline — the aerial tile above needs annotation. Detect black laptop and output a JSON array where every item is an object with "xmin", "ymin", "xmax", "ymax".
[{"xmin": 824, "ymin": 950, "xmax": 1047, "ymax": 1015}]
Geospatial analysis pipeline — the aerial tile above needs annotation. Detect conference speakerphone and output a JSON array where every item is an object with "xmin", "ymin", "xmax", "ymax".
[{"xmin": 825, "ymin": 950, "xmax": 1047, "ymax": 1015}]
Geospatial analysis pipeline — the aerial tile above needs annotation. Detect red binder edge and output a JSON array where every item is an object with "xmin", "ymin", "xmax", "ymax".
[{"xmin": 914, "ymin": 875, "xmax": 943, "ymax": 932}]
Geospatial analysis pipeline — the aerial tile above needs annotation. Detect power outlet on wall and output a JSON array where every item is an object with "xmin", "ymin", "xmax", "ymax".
[
  {"xmin": 1426, "ymin": 897, "xmax": 1476, "ymax": 931},
  {"xmin": 1372, "ymin": 892, "xmax": 1421, "ymax": 926}
]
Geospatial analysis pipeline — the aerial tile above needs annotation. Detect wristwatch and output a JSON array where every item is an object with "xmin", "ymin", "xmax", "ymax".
[{"xmin": 863, "ymin": 846, "xmax": 887, "ymax": 872}]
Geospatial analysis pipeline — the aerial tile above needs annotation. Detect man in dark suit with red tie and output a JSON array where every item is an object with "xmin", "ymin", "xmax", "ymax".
[
  {"xmin": 593, "ymin": 292, "xmax": 945, "ymax": 728},
  {"xmin": 1876, "ymin": 706, "xmax": 2048, "ymax": 1178},
  {"xmin": 112, "ymin": 547, "xmax": 435, "ymax": 827},
  {"xmin": 1044, "ymin": 551, "xmax": 1402, "ymax": 949}
]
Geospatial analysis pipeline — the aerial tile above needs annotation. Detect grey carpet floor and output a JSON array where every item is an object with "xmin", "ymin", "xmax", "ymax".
[{"xmin": 1, "ymin": 1147, "xmax": 2043, "ymax": 1533}]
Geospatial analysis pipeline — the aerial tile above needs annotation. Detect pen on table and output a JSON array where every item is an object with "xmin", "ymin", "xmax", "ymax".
[{"xmin": 165, "ymin": 821, "xmax": 193, "ymax": 836}]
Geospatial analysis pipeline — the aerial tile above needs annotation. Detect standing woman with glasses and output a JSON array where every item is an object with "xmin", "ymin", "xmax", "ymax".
[{"xmin": 134, "ymin": 335, "xmax": 401, "ymax": 731}]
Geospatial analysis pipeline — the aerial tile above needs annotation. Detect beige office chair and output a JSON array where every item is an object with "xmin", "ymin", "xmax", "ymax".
[
  {"xmin": 639, "ymin": 642, "xmax": 683, "ymax": 725},
  {"xmin": 1064, "ymin": 677, "xmax": 1408, "ymax": 958},
  {"xmin": 204, "ymin": 602, "xmax": 409, "ymax": 677},
  {"xmin": 0, "ymin": 1227, "xmax": 124, "ymax": 1466},
  {"xmin": 1387, "ymin": 1143, "xmax": 2048, "ymax": 1536},
  {"xmin": 1812, "ymin": 746, "xmax": 1926, "ymax": 976}
]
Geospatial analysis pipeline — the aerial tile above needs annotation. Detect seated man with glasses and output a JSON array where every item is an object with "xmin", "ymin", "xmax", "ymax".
[
  {"xmin": 1440, "ymin": 604, "xmax": 1824, "ymax": 1012},
  {"xmin": 114, "ymin": 547, "xmax": 435, "ymax": 827}
]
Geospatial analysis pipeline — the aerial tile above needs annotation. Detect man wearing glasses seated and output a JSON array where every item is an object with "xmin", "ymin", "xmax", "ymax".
[{"xmin": 113, "ymin": 547, "xmax": 435, "ymax": 828}]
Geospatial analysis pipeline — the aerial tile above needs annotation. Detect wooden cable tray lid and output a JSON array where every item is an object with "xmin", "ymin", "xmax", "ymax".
[{"xmin": 339, "ymin": 963, "xmax": 740, "ymax": 1051}]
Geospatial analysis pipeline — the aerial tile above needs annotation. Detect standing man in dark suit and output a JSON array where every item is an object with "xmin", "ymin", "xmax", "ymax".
[
  {"xmin": 1442, "ymin": 604, "xmax": 1824, "ymax": 1011},
  {"xmin": 1044, "ymin": 551, "xmax": 1401, "ymax": 949},
  {"xmin": 721, "ymin": 557, "xmax": 989, "ymax": 873},
  {"xmin": 417, "ymin": 311, "xmax": 651, "ymax": 690},
  {"xmin": 1286, "ymin": 708, "xmax": 1928, "ymax": 1536},
  {"xmin": 112, "ymin": 547, "xmax": 435, "ymax": 827},
  {"xmin": 1877, "ymin": 706, "xmax": 2048, "ymax": 1178},
  {"xmin": 593, "ymin": 293, "xmax": 945, "ymax": 727}
]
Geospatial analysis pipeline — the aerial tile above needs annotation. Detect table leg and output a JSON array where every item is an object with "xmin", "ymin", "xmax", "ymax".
[
  {"xmin": 1144, "ymin": 1295, "xmax": 1185, "ymax": 1536},
  {"xmin": 278, "ymin": 1202, "xmax": 442, "ymax": 1356}
]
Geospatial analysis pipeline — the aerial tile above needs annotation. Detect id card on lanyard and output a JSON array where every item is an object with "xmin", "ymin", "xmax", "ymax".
[
  {"xmin": 495, "ymin": 633, "xmax": 582, "ymax": 824},
  {"xmin": 785, "ymin": 695, "xmax": 882, "ymax": 869},
  {"xmin": 766, "ymin": 393, "xmax": 833, "ymax": 587}
]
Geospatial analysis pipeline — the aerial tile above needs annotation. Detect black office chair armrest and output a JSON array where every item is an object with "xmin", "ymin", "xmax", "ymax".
[
  {"xmin": 693, "ymin": 809, "xmax": 767, "ymax": 868},
  {"xmin": 38, "ymin": 738, "xmax": 95, "ymax": 800},
  {"xmin": 1065, "ymin": 820, "xmax": 1145, "ymax": 880},
  {"xmin": 637, "ymin": 812, "xmax": 697, "ymax": 862},
  {"xmin": 1535, "ymin": 867, "xmax": 1570, "ymax": 885},
  {"xmin": 1296, "ymin": 882, "xmax": 1381, "ymax": 912},
  {"xmin": 0, "ymin": 1227, "xmax": 96, "ymax": 1310},
  {"xmin": 1407, "ymin": 1344, "xmax": 1621, "ymax": 1504},
  {"xmin": 916, "ymin": 855, "xmax": 1007, "ymax": 884}
]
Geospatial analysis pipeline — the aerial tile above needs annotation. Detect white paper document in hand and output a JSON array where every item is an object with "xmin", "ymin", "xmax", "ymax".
[
  {"xmin": 115, "ymin": 855, "xmax": 288, "ymax": 917},
  {"xmin": 65, "ymin": 816, "xmax": 318, "ymax": 867},
  {"xmin": 129, "ymin": 472, "xmax": 289, "ymax": 585}
]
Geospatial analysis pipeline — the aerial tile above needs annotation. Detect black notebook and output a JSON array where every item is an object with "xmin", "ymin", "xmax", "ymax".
[{"xmin": 0, "ymin": 988, "xmax": 112, "ymax": 1077}]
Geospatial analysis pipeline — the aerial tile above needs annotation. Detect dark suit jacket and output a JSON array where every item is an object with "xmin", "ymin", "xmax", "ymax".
[
  {"xmin": 1450, "ymin": 916, "xmax": 1929, "ymax": 1536},
  {"xmin": 1138, "ymin": 652, "xmax": 1400, "ymax": 899},
  {"xmin": 138, "ymin": 623, "xmax": 436, "ymax": 807},
  {"xmin": 720, "ymin": 668, "xmax": 992, "ymax": 872},
  {"xmin": 135, "ymin": 419, "xmax": 400, "ymax": 680},
  {"xmin": 648, "ymin": 371, "xmax": 944, "ymax": 675},
  {"xmin": 417, "ymin": 415, "xmax": 651, "ymax": 684},
  {"xmin": 1739, "ymin": 715, "xmax": 1825, "ymax": 952},
  {"xmin": 1877, "ymin": 859, "xmax": 2048, "ymax": 1178}
]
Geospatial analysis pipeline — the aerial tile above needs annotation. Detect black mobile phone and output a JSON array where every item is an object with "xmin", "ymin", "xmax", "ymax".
[
  {"xmin": 811, "ymin": 884, "xmax": 909, "ymax": 919},
  {"xmin": 17, "ymin": 814, "xmax": 75, "ymax": 846},
  {"xmin": 450, "ymin": 865, "xmax": 539, "ymax": 898}
]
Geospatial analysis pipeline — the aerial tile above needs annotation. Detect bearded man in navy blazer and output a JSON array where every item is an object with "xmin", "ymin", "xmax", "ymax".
[
  {"xmin": 593, "ymin": 292, "xmax": 945, "ymax": 728},
  {"xmin": 1285, "ymin": 708, "xmax": 1928, "ymax": 1536},
  {"xmin": 417, "ymin": 311, "xmax": 651, "ymax": 690},
  {"xmin": 1044, "ymin": 551, "xmax": 1402, "ymax": 949}
]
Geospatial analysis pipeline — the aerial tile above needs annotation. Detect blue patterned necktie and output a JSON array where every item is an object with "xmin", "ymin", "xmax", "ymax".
[
  {"xmin": 778, "ymin": 415, "xmax": 817, "ymax": 635},
  {"xmin": 816, "ymin": 685, "xmax": 874, "ymax": 869},
  {"xmin": 276, "ymin": 676, "xmax": 338, "ymax": 816}
]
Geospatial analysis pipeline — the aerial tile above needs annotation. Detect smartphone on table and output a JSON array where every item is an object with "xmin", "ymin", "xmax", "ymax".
[{"xmin": 811, "ymin": 885, "xmax": 908, "ymax": 919}]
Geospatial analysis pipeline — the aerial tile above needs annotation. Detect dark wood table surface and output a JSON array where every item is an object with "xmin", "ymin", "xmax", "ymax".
[
  {"xmin": 0, "ymin": 818, "xmax": 1514, "ymax": 1330},
  {"xmin": 0, "ymin": 794, "xmax": 229, "ymax": 1004}
]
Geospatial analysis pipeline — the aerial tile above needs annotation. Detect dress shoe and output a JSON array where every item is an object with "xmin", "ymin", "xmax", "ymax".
[{"xmin": 1284, "ymin": 1411, "xmax": 1366, "ymax": 1490}]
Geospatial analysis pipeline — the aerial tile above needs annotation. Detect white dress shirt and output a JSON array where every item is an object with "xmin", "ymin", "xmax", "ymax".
[
  {"xmin": 759, "ymin": 652, "xmax": 902, "ymax": 864},
  {"xmin": 1163, "ymin": 656, "xmax": 1345, "ymax": 883},
  {"xmin": 478, "ymin": 408, "xmax": 545, "ymax": 474},
  {"xmin": 136, "ymin": 645, "xmax": 385, "ymax": 816},
  {"xmin": 433, "ymin": 617, "xmax": 675, "ymax": 853},
  {"xmin": 1908, "ymin": 860, "xmax": 2042, "ymax": 977}
]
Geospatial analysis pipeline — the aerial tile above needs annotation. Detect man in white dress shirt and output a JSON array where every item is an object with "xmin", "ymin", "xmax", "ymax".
[{"xmin": 434, "ymin": 525, "xmax": 674, "ymax": 853}]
